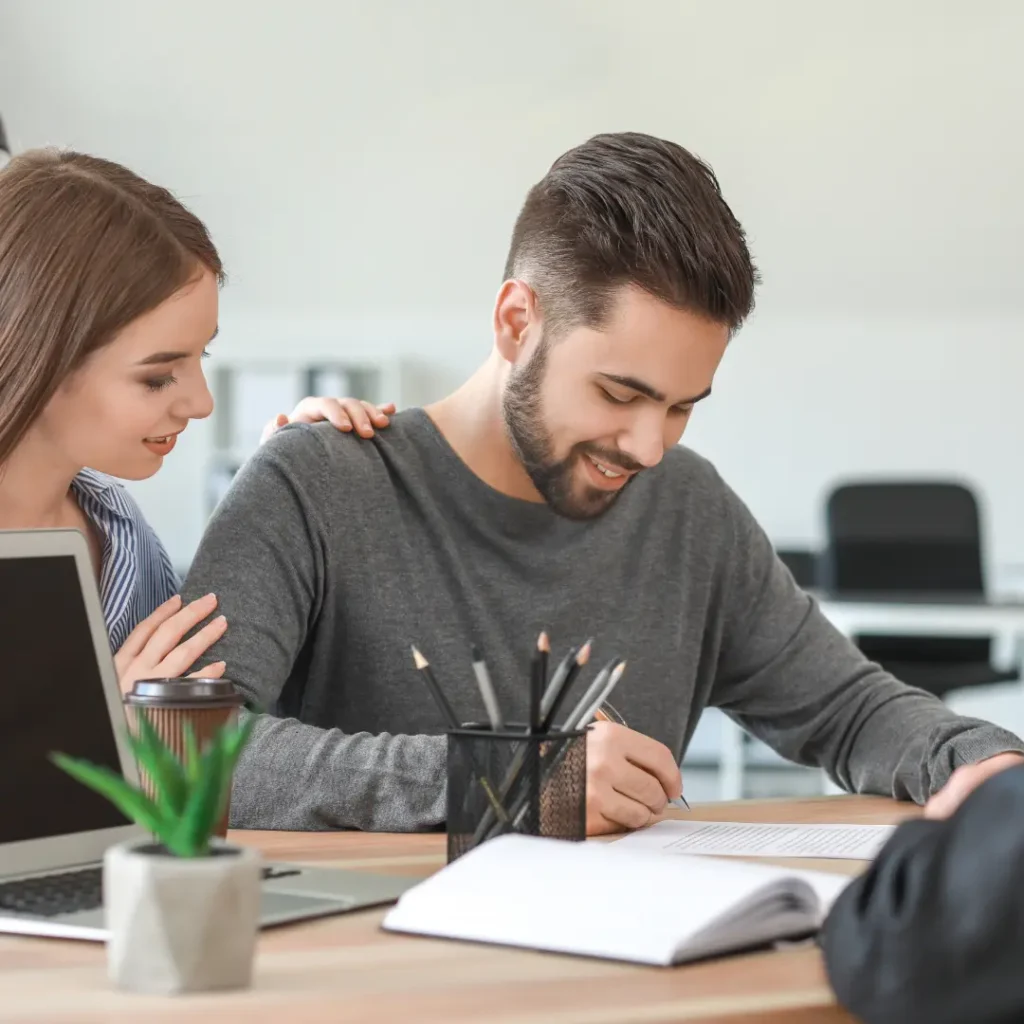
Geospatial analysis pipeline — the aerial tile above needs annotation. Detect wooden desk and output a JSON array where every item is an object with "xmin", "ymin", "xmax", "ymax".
[{"xmin": 0, "ymin": 796, "xmax": 918, "ymax": 1024}]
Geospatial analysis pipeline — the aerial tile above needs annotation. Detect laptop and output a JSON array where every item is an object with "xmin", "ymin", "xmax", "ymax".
[{"xmin": 0, "ymin": 528, "xmax": 415, "ymax": 941}]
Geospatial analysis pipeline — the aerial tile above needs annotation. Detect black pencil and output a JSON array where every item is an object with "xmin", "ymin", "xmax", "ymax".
[
  {"xmin": 411, "ymin": 645, "xmax": 460, "ymax": 730},
  {"xmin": 537, "ymin": 630, "xmax": 549, "ymax": 706},
  {"xmin": 413, "ymin": 645, "xmax": 512, "ymax": 824},
  {"xmin": 540, "ymin": 642, "xmax": 579, "ymax": 720},
  {"xmin": 529, "ymin": 633, "xmax": 547, "ymax": 734}
]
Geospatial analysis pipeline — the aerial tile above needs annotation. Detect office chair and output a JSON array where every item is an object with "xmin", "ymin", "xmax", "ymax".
[
  {"xmin": 775, "ymin": 548, "xmax": 820, "ymax": 589},
  {"xmin": 822, "ymin": 481, "xmax": 1018, "ymax": 698}
]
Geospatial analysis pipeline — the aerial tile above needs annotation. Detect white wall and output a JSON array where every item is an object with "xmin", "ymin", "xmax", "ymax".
[{"xmin": 1, "ymin": 0, "xmax": 1022, "ymax": 572}]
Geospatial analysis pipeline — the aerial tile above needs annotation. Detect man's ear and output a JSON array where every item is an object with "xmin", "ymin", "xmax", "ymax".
[{"xmin": 493, "ymin": 280, "xmax": 540, "ymax": 364}]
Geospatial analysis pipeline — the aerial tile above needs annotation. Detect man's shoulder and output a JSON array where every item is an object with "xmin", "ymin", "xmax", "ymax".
[
  {"xmin": 263, "ymin": 409, "xmax": 428, "ymax": 463},
  {"xmin": 253, "ymin": 409, "xmax": 438, "ymax": 502},
  {"xmin": 634, "ymin": 444, "xmax": 754, "ymax": 544},
  {"xmin": 654, "ymin": 445, "xmax": 769, "ymax": 556},
  {"xmin": 656, "ymin": 444, "xmax": 729, "ymax": 500}
]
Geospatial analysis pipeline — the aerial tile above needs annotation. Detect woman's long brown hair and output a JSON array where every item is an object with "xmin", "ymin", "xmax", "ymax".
[{"xmin": 0, "ymin": 149, "xmax": 224, "ymax": 467}]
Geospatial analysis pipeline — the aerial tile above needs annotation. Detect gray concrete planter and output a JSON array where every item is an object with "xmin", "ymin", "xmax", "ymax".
[{"xmin": 103, "ymin": 839, "xmax": 261, "ymax": 994}]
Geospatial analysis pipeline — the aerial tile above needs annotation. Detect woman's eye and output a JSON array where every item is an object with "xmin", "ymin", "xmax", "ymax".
[{"xmin": 145, "ymin": 375, "xmax": 177, "ymax": 392}]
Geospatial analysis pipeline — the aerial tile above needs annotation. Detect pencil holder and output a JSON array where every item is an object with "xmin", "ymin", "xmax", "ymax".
[{"xmin": 446, "ymin": 724, "xmax": 587, "ymax": 863}]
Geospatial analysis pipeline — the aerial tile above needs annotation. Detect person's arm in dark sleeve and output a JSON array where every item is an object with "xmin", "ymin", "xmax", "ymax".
[{"xmin": 821, "ymin": 764, "xmax": 1024, "ymax": 1024}]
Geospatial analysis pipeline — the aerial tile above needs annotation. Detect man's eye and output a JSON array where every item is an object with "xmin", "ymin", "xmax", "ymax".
[
  {"xmin": 672, "ymin": 405, "xmax": 695, "ymax": 417},
  {"xmin": 601, "ymin": 389, "xmax": 634, "ymax": 405}
]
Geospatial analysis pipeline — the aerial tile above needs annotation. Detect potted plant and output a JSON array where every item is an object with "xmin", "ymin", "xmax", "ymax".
[{"xmin": 51, "ymin": 714, "xmax": 260, "ymax": 995}]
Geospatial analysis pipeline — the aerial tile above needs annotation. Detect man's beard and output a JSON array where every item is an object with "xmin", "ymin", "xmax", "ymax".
[{"xmin": 501, "ymin": 340, "xmax": 638, "ymax": 520}]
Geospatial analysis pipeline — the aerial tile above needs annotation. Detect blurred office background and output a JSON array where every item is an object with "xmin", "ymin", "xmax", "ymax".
[{"xmin": 2, "ymin": 0, "xmax": 1022, "ymax": 802}]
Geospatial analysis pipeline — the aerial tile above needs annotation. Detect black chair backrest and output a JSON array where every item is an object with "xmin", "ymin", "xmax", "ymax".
[
  {"xmin": 823, "ymin": 481, "xmax": 984, "ymax": 594},
  {"xmin": 775, "ymin": 548, "xmax": 820, "ymax": 589},
  {"xmin": 823, "ymin": 480, "xmax": 988, "ymax": 667}
]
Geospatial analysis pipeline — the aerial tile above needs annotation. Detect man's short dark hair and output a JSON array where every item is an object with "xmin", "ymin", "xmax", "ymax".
[{"xmin": 504, "ymin": 132, "xmax": 758, "ymax": 335}]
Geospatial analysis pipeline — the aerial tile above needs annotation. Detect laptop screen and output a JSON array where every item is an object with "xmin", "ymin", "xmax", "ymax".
[{"xmin": 0, "ymin": 554, "xmax": 127, "ymax": 843}]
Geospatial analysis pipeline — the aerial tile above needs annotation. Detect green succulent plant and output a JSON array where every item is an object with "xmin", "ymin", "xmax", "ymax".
[{"xmin": 50, "ymin": 712, "xmax": 254, "ymax": 858}]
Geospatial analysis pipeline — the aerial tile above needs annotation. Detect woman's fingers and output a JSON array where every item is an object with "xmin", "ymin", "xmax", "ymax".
[
  {"xmin": 115, "ymin": 594, "xmax": 183, "ymax": 665},
  {"xmin": 138, "ymin": 593, "xmax": 219, "ymax": 665},
  {"xmin": 154, "ymin": 614, "xmax": 228, "ymax": 679},
  {"xmin": 260, "ymin": 397, "xmax": 396, "ymax": 441},
  {"xmin": 339, "ymin": 398, "xmax": 376, "ymax": 437},
  {"xmin": 186, "ymin": 660, "xmax": 227, "ymax": 680}
]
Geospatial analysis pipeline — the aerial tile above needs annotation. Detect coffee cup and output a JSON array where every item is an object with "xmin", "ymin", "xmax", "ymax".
[{"xmin": 123, "ymin": 678, "xmax": 245, "ymax": 837}]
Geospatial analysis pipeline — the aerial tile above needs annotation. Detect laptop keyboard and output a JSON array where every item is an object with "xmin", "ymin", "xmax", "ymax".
[
  {"xmin": 0, "ymin": 867, "xmax": 103, "ymax": 917},
  {"xmin": 0, "ymin": 864, "xmax": 303, "ymax": 918}
]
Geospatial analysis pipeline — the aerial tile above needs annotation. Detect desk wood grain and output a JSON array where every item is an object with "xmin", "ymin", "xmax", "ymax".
[{"xmin": 0, "ymin": 795, "xmax": 918, "ymax": 1024}]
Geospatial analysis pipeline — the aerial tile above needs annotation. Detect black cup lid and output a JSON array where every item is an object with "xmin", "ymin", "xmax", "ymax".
[{"xmin": 123, "ymin": 678, "xmax": 244, "ymax": 707}]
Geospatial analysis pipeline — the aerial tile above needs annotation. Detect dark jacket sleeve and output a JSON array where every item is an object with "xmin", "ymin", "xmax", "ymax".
[{"xmin": 820, "ymin": 764, "xmax": 1024, "ymax": 1024}]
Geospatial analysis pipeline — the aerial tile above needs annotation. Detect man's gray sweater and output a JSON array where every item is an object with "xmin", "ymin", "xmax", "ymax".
[{"xmin": 182, "ymin": 410, "xmax": 1024, "ymax": 830}]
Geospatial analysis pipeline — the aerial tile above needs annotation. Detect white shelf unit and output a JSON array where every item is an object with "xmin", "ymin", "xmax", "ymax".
[{"xmin": 205, "ymin": 355, "xmax": 451, "ymax": 516}]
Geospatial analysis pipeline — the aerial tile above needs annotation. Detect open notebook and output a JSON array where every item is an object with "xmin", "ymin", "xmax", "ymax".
[{"xmin": 382, "ymin": 834, "xmax": 852, "ymax": 966}]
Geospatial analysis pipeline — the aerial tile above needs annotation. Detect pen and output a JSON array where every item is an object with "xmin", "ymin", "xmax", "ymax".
[{"xmin": 592, "ymin": 703, "xmax": 690, "ymax": 811}]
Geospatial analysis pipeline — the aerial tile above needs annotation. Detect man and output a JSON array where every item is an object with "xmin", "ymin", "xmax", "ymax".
[{"xmin": 183, "ymin": 131, "xmax": 1023, "ymax": 832}]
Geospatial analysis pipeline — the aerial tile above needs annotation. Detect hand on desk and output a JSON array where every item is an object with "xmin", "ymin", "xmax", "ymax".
[
  {"xmin": 924, "ymin": 751, "xmax": 1024, "ymax": 819},
  {"xmin": 585, "ymin": 721, "xmax": 683, "ymax": 835}
]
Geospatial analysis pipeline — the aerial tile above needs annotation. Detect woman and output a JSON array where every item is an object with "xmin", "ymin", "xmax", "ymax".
[{"xmin": 0, "ymin": 148, "xmax": 390, "ymax": 691}]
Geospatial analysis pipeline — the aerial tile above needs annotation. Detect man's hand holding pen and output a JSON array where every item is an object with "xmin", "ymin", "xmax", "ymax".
[{"xmin": 585, "ymin": 720, "xmax": 685, "ymax": 835}]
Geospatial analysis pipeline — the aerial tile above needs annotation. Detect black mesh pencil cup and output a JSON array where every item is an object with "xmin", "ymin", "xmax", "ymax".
[{"xmin": 446, "ymin": 723, "xmax": 587, "ymax": 863}]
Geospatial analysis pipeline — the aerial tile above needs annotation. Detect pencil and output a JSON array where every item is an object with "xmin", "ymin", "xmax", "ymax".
[
  {"xmin": 470, "ymin": 638, "xmax": 559, "ymax": 845},
  {"xmin": 558, "ymin": 652, "xmax": 614, "ymax": 731},
  {"xmin": 470, "ymin": 644, "xmax": 504, "ymax": 731},
  {"xmin": 473, "ymin": 635, "xmax": 575, "ymax": 845},
  {"xmin": 575, "ymin": 660, "xmax": 627, "ymax": 728},
  {"xmin": 529, "ymin": 633, "xmax": 545, "ymax": 734},
  {"xmin": 537, "ymin": 631, "xmax": 549, "ymax": 717},
  {"xmin": 413, "ymin": 646, "xmax": 510, "ymax": 823},
  {"xmin": 543, "ymin": 640, "xmax": 592, "ymax": 730},
  {"xmin": 503, "ymin": 661, "xmax": 628, "ymax": 833},
  {"xmin": 539, "ymin": 643, "xmax": 579, "ymax": 719},
  {"xmin": 411, "ymin": 645, "xmax": 460, "ymax": 730}
]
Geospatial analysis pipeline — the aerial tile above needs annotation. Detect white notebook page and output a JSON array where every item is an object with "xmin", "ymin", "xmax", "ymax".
[
  {"xmin": 612, "ymin": 820, "xmax": 896, "ymax": 860},
  {"xmin": 382, "ymin": 834, "xmax": 850, "ymax": 965}
]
